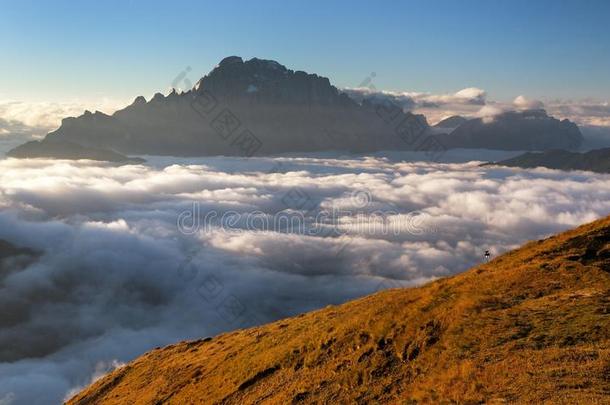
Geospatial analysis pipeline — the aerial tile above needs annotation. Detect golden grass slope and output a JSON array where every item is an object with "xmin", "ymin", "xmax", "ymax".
[{"xmin": 68, "ymin": 216, "xmax": 610, "ymax": 404}]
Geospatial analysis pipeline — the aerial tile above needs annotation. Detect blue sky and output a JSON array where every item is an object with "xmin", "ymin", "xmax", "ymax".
[{"xmin": 1, "ymin": 0, "xmax": 609, "ymax": 102}]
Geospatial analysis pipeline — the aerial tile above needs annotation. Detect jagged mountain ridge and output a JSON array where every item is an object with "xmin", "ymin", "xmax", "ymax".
[
  {"xmin": 9, "ymin": 56, "xmax": 429, "ymax": 158},
  {"xmin": 8, "ymin": 57, "xmax": 585, "ymax": 160},
  {"xmin": 67, "ymin": 216, "xmax": 610, "ymax": 404}
]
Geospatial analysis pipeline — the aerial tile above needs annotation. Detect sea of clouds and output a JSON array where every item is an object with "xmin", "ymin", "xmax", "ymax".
[{"xmin": 0, "ymin": 154, "xmax": 609, "ymax": 404}]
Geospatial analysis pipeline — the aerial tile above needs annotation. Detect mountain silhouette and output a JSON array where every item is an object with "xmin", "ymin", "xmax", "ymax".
[
  {"xmin": 9, "ymin": 59, "xmax": 584, "ymax": 160},
  {"xmin": 9, "ymin": 57, "xmax": 430, "ymax": 159},
  {"xmin": 439, "ymin": 109, "xmax": 582, "ymax": 150}
]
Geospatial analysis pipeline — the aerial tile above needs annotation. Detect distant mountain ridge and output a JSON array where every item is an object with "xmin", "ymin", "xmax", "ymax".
[
  {"xmin": 433, "ymin": 115, "xmax": 468, "ymax": 129},
  {"xmin": 438, "ymin": 109, "xmax": 583, "ymax": 150},
  {"xmin": 8, "ymin": 57, "xmax": 584, "ymax": 160},
  {"xmin": 486, "ymin": 147, "xmax": 610, "ymax": 173}
]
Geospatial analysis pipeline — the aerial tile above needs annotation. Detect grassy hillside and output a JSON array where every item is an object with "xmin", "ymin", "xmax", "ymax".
[{"xmin": 68, "ymin": 216, "xmax": 610, "ymax": 404}]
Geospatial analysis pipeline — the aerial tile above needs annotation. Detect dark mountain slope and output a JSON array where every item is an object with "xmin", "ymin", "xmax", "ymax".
[
  {"xmin": 486, "ymin": 147, "xmax": 610, "ymax": 173},
  {"xmin": 441, "ymin": 109, "xmax": 583, "ymax": 151},
  {"xmin": 7, "ymin": 137, "xmax": 143, "ymax": 163}
]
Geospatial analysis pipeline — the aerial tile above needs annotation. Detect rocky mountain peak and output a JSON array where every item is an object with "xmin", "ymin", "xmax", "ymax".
[
  {"xmin": 151, "ymin": 92, "xmax": 165, "ymax": 102},
  {"xmin": 218, "ymin": 55, "xmax": 244, "ymax": 67},
  {"xmin": 132, "ymin": 95, "xmax": 147, "ymax": 105},
  {"xmin": 193, "ymin": 56, "xmax": 349, "ymax": 106}
]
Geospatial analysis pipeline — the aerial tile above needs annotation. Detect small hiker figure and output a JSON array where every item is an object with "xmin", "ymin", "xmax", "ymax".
[{"xmin": 484, "ymin": 250, "xmax": 491, "ymax": 262}]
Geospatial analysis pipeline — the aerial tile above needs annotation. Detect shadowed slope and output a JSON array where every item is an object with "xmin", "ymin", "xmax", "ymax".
[
  {"xmin": 441, "ymin": 109, "xmax": 583, "ymax": 151},
  {"xmin": 7, "ymin": 138, "xmax": 144, "ymax": 163},
  {"xmin": 485, "ymin": 148, "xmax": 610, "ymax": 174},
  {"xmin": 68, "ymin": 216, "xmax": 610, "ymax": 404}
]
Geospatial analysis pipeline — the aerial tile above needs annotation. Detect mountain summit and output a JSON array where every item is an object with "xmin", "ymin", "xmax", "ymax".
[
  {"xmin": 67, "ymin": 216, "xmax": 610, "ymax": 404},
  {"xmin": 193, "ymin": 56, "xmax": 354, "ymax": 107}
]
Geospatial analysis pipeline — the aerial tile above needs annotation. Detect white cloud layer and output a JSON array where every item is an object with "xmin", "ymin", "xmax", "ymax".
[{"xmin": 0, "ymin": 155, "xmax": 609, "ymax": 404}]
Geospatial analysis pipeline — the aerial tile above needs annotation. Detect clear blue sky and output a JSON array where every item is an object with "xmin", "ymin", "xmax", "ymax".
[{"xmin": 1, "ymin": 0, "xmax": 609, "ymax": 102}]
